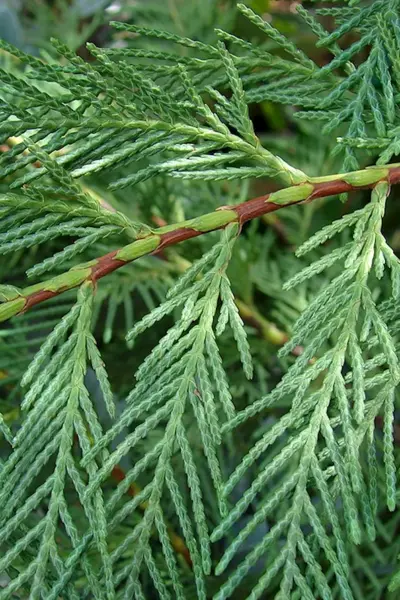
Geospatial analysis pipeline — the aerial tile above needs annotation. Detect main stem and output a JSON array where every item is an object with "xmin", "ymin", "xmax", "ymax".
[{"xmin": 1, "ymin": 163, "xmax": 400, "ymax": 323}]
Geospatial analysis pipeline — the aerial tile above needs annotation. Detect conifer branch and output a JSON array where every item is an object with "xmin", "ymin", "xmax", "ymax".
[
  {"xmin": 1, "ymin": 163, "xmax": 400, "ymax": 323},
  {"xmin": 2, "ymin": 2, "xmax": 400, "ymax": 597}
]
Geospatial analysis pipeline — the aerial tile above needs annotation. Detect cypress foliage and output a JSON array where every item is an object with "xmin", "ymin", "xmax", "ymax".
[{"xmin": 1, "ymin": 1, "xmax": 400, "ymax": 598}]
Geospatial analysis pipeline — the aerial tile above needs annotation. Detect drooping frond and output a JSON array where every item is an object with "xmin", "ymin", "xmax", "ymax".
[
  {"xmin": 0, "ymin": 284, "xmax": 116, "ymax": 599},
  {"xmin": 75, "ymin": 223, "xmax": 253, "ymax": 597},
  {"xmin": 212, "ymin": 182, "xmax": 400, "ymax": 599}
]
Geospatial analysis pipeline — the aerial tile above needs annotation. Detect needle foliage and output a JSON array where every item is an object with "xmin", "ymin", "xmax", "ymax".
[{"xmin": 1, "ymin": 1, "xmax": 400, "ymax": 599}]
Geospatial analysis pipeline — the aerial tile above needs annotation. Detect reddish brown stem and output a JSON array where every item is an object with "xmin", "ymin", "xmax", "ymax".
[{"xmin": 4, "ymin": 166, "xmax": 400, "ymax": 321}]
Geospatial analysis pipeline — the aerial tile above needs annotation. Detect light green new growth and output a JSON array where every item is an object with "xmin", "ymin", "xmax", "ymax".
[{"xmin": 1, "ymin": 1, "xmax": 400, "ymax": 599}]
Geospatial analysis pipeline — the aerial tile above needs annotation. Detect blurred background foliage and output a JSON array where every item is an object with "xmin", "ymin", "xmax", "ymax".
[{"xmin": 1, "ymin": 1, "xmax": 400, "ymax": 598}]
